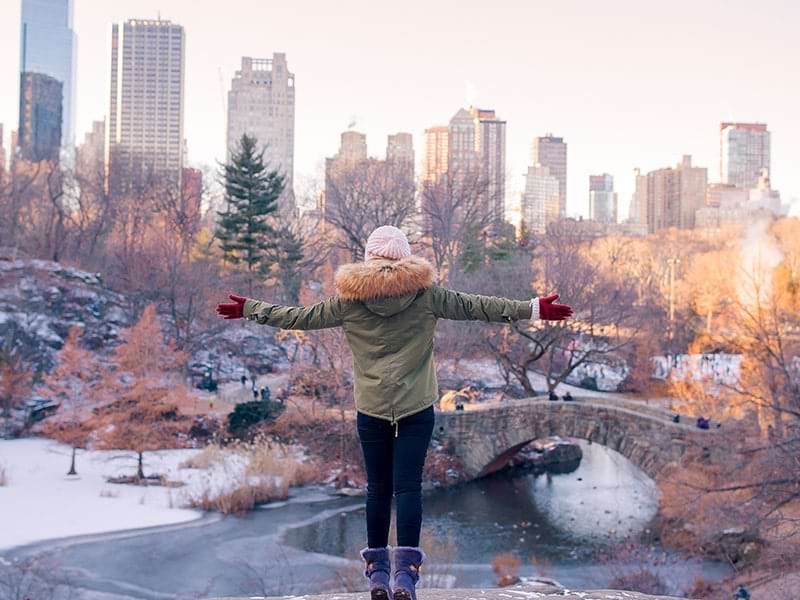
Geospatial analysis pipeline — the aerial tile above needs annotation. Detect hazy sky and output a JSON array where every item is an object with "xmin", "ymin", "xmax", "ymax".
[{"xmin": 2, "ymin": 0, "xmax": 799, "ymax": 217}]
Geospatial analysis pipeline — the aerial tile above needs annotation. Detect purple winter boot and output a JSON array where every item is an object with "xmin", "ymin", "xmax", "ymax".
[
  {"xmin": 392, "ymin": 547, "xmax": 425, "ymax": 600},
  {"xmin": 361, "ymin": 546, "xmax": 392, "ymax": 600}
]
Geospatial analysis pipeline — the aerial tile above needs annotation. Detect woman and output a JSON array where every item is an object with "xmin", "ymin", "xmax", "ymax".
[{"xmin": 216, "ymin": 225, "xmax": 572, "ymax": 600}]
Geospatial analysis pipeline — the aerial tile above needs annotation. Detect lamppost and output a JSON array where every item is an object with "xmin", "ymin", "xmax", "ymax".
[{"xmin": 667, "ymin": 257, "xmax": 681, "ymax": 341}]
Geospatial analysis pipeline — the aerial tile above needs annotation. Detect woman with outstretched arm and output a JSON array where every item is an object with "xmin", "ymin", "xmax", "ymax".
[{"xmin": 216, "ymin": 225, "xmax": 572, "ymax": 600}]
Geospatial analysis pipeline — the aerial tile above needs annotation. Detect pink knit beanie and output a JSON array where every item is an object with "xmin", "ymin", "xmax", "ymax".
[{"xmin": 364, "ymin": 225, "xmax": 412, "ymax": 261}]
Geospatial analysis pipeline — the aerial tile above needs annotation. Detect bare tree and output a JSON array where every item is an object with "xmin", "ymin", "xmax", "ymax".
[
  {"xmin": 480, "ymin": 225, "xmax": 643, "ymax": 394},
  {"xmin": 0, "ymin": 160, "xmax": 43, "ymax": 250},
  {"xmin": 0, "ymin": 554, "xmax": 75, "ymax": 600},
  {"xmin": 323, "ymin": 159, "xmax": 416, "ymax": 260},
  {"xmin": 419, "ymin": 169, "xmax": 498, "ymax": 282},
  {"xmin": 267, "ymin": 212, "xmax": 331, "ymax": 304},
  {"xmin": 657, "ymin": 219, "xmax": 800, "ymax": 585}
]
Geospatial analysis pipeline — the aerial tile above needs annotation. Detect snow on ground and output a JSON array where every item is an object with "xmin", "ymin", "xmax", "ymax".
[
  {"xmin": 0, "ymin": 438, "xmax": 209, "ymax": 551},
  {"xmin": 438, "ymin": 358, "xmax": 619, "ymax": 399}
]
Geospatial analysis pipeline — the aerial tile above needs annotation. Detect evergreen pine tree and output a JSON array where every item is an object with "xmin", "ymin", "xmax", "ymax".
[
  {"xmin": 216, "ymin": 134, "xmax": 284, "ymax": 292},
  {"xmin": 487, "ymin": 222, "xmax": 520, "ymax": 263},
  {"xmin": 459, "ymin": 224, "xmax": 486, "ymax": 273}
]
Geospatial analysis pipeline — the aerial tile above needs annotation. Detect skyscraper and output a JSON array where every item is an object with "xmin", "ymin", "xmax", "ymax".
[
  {"xmin": 588, "ymin": 174, "xmax": 617, "ymax": 224},
  {"xmin": 18, "ymin": 71, "xmax": 63, "ymax": 162},
  {"xmin": 720, "ymin": 122, "xmax": 770, "ymax": 189},
  {"xmin": 226, "ymin": 55, "xmax": 295, "ymax": 202},
  {"xmin": 323, "ymin": 131, "xmax": 368, "ymax": 222},
  {"xmin": 447, "ymin": 108, "xmax": 477, "ymax": 180},
  {"xmin": 421, "ymin": 126, "xmax": 448, "ymax": 185},
  {"xmin": 387, "ymin": 133, "xmax": 414, "ymax": 165},
  {"xmin": 106, "ymin": 18, "xmax": 185, "ymax": 195},
  {"xmin": 76, "ymin": 119, "xmax": 105, "ymax": 181},
  {"xmin": 523, "ymin": 165, "xmax": 560, "ymax": 234},
  {"xmin": 471, "ymin": 107, "xmax": 506, "ymax": 224},
  {"xmin": 640, "ymin": 155, "xmax": 707, "ymax": 233},
  {"xmin": 19, "ymin": 0, "xmax": 76, "ymax": 151},
  {"xmin": 531, "ymin": 135, "xmax": 567, "ymax": 217},
  {"xmin": 386, "ymin": 132, "xmax": 414, "ymax": 185}
]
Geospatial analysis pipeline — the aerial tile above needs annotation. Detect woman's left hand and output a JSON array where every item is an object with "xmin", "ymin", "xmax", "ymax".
[
  {"xmin": 539, "ymin": 294, "xmax": 573, "ymax": 320},
  {"xmin": 216, "ymin": 293, "xmax": 247, "ymax": 319}
]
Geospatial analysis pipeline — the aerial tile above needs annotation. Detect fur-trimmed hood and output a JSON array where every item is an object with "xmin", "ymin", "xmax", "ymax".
[{"xmin": 335, "ymin": 256, "xmax": 436, "ymax": 304}]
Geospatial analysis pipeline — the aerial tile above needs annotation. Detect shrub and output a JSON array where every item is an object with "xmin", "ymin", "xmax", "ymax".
[
  {"xmin": 492, "ymin": 552, "xmax": 522, "ymax": 587},
  {"xmin": 609, "ymin": 571, "xmax": 668, "ymax": 596},
  {"xmin": 227, "ymin": 400, "xmax": 285, "ymax": 436}
]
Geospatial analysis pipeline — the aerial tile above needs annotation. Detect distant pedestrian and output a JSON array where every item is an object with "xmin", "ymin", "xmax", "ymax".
[
  {"xmin": 548, "ymin": 390, "xmax": 559, "ymax": 402},
  {"xmin": 240, "ymin": 374, "xmax": 247, "ymax": 387},
  {"xmin": 672, "ymin": 414, "xmax": 680, "ymax": 423},
  {"xmin": 260, "ymin": 386, "xmax": 271, "ymax": 402},
  {"xmin": 734, "ymin": 584, "xmax": 750, "ymax": 599},
  {"xmin": 251, "ymin": 374, "xmax": 257, "ymax": 390},
  {"xmin": 563, "ymin": 391, "xmax": 574, "ymax": 402},
  {"xmin": 252, "ymin": 388, "xmax": 259, "ymax": 400},
  {"xmin": 696, "ymin": 416, "xmax": 710, "ymax": 430}
]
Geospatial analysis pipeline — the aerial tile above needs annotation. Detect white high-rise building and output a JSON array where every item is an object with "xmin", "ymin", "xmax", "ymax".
[
  {"xmin": 720, "ymin": 122, "xmax": 770, "ymax": 189},
  {"xmin": 589, "ymin": 173, "xmax": 617, "ymax": 224},
  {"xmin": 106, "ymin": 19, "xmax": 185, "ymax": 195},
  {"xmin": 227, "ymin": 54, "xmax": 295, "ymax": 201},
  {"xmin": 443, "ymin": 107, "xmax": 507, "ymax": 224},
  {"xmin": 447, "ymin": 108, "xmax": 476, "ymax": 180},
  {"xmin": 523, "ymin": 164, "xmax": 560, "ymax": 234},
  {"xmin": 387, "ymin": 132, "xmax": 414, "ymax": 185},
  {"xmin": 531, "ymin": 135, "xmax": 567, "ymax": 217}
]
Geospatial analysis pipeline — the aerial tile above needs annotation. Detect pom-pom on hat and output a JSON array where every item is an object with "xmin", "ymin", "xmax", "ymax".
[{"xmin": 364, "ymin": 225, "xmax": 412, "ymax": 261}]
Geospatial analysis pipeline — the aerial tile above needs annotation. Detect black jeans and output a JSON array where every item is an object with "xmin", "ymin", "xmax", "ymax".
[{"xmin": 357, "ymin": 406, "xmax": 435, "ymax": 548}]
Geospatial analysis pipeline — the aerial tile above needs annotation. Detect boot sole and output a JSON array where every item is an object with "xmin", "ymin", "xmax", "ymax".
[
  {"xmin": 371, "ymin": 589, "xmax": 390, "ymax": 600},
  {"xmin": 393, "ymin": 591, "xmax": 412, "ymax": 600}
]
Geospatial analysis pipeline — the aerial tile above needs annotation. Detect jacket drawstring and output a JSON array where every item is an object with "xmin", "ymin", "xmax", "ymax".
[{"xmin": 395, "ymin": 421, "xmax": 399, "ymax": 438}]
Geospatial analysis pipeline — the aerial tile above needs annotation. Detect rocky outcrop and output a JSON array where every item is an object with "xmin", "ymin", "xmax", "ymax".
[
  {"xmin": 211, "ymin": 583, "xmax": 686, "ymax": 599},
  {"xmin": 0, "ymin": 258, "xmax": 287, "ymax": 379},
  {"xmin": 0, "ymin": 259, "xmax": 134, "ymax": 371}
]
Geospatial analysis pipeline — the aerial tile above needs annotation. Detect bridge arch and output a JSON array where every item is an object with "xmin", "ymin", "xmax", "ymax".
[{"xmin": 434, "ymin": 397, "xmax": 716, "ymax": 480}]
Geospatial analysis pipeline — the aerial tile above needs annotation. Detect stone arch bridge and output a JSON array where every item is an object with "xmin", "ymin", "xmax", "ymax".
[{"xmin": 434, "ymin": 396, "xmax": 718, "ymax": 480}]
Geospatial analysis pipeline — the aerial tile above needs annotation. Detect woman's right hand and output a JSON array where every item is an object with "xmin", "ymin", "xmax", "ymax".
[{"xmin": 216, "ymin": 293, "xmax": 248, "ymax": 320}]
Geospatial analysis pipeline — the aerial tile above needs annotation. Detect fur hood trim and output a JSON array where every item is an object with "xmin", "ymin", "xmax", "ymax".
[{"xmin": 335, "ymin": 256, "xmax": 436, "ymax": 302}]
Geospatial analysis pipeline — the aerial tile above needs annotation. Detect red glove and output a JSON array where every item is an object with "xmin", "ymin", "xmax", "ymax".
[
  {"xmin": 216, "ymin": 293, "xmax": 247, "ymax": 320},
  {"xmin": 539, "ymin": 294, "xmax": 573, "ymax": 321}
]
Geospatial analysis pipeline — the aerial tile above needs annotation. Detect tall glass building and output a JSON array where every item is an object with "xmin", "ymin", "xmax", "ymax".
[
  {"xmin": 19, "ymin": 0, "xmax": 77, "ymax": 151},
  {"xmin": 18, "ymin": 71, "xmax": 63, "ymax": 162}
]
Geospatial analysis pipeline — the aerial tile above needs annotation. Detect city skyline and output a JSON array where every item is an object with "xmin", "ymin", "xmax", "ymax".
[{"xmin": 1, "ymin": 0, "xmax": 799, "ymax": 217}]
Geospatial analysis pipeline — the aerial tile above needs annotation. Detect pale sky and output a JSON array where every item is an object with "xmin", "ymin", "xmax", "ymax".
[{"xmin": 2, "ymin": 0, "xmax": 799, "ymax": 217}]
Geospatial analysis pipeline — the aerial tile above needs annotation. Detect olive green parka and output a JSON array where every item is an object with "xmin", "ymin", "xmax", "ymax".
[{"xmin": 244, "ymin": 256, "xmax": 533, "ymax": 423}]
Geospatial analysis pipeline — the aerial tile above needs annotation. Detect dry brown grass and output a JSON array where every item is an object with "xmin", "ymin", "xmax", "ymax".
[
  {"xmin": 179, "ymin": 444, "xmax": 226, "ymax": 469},
  {"xmin": 187, "ymin": 479, "xmax": 286, "ymax": 514},
  {"xmin": 491, "ymin": 552, "xmax": 522, "ymax": 587},
  {"xmin": 181, "ymin": 439, "xmax": 322, "ymax": 514}
]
